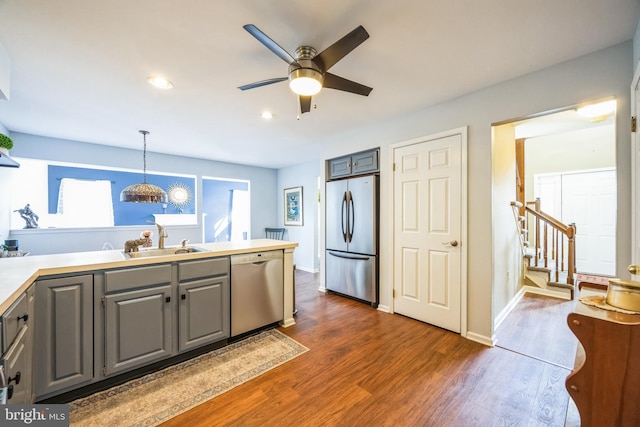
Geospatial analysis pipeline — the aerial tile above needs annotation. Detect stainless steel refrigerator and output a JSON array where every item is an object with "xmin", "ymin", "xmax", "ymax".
[{"xmin": 325, "ymin": 174, "xmax": 379, "ymax": 306}]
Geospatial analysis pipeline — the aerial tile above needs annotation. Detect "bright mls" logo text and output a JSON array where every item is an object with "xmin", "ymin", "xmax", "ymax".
[{"xmin": 1, "ymin": 405, "xmax": 68, "ymax": 426}]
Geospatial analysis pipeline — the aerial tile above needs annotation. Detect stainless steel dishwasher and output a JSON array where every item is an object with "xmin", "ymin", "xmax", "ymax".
[{"xmin": 230, "ymin": 250, "xmax": 283, "ymax": 337}]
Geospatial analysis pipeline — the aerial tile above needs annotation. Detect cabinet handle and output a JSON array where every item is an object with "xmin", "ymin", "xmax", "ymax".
[
  {"xmin": 165, "ymin": 296, "xmax": 171, "ymax": 303},
  {"xmin": 8, "ymin": 371, "xmax": 20, "ymax": 385},
  {"xmin": 17, "ymin": 313, "xmax": 28, "ymax": 323},
  {"xmin": 181, "ymin": 294, "xmax": 186, "ymax": 300}
]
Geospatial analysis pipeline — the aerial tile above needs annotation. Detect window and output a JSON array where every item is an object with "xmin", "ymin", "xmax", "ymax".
[
  {"xmin": 202, "ymin": 177, "xmax": 250, "ymax": 242},
  {"xmin": 10, "ymin": 158, "xmax": 196, "ymax": 229},
  {"xmin": 55, "ymin": 178, "xmax": 114, "ymax": 227}
]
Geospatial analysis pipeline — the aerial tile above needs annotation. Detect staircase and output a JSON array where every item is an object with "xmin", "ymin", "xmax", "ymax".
[{"xmin": 511, "ymin": 199, "xmax": 577, "ymax": 299}]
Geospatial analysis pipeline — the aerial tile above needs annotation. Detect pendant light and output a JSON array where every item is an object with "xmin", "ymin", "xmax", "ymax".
[{"xmin": 120, "ymin": 130, "xmax": 168, "ymax": 203}]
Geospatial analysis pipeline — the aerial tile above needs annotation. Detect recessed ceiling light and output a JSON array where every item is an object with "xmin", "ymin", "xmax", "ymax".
[
  {"xmin": 147, "ymin": 76, "xmax": 174, "ymax": 90},
  {"xmin": 261, "ymin": 111, "xmax": 273, "ymax": 120}
]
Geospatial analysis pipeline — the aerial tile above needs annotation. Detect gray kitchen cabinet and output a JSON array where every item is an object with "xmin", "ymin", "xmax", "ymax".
[
  {"xmin": 1, "ymin": 286, "xmax": 34, "ymax": 404},
  {"xmin": 2, "ymin": 327, "xmax": 30, "ymax": 403},
  {"xmin": 328, "ymin": 148, "xmax": 379, "ymax": 179},
  {"xmin": 178, "ymin": 258, "xmax": 230, "ymax": 352},
  {"xmin": 1, "ymin": 291, "xmax": 28, "ymax": 353},
  {"xmin": 35, "ymin": 275, "xmax": 93, "ymax": 398},
  {"xmin": 103, "ymin": 264, "xmax": 172, "ymax": 376}
]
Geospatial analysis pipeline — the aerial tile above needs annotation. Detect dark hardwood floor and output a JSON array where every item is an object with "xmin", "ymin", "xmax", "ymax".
[{"xmin": 161, "ymin": 271, "xmax": 575, "ymax": 427}]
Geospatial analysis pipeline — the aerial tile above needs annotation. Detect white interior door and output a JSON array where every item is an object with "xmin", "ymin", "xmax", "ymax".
[
  {"xmin": 393, "ymin": 132, "xmax": 463, "ymax": 333},
  {"xmin": 535, "ymin": 170, "xmax": 616, "ymax": 276},
  {"xmin": 561, "ymin": 170, "xmax": 616, "ymax": 276}
]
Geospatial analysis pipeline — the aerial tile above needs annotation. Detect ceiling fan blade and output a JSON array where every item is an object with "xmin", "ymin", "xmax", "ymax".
[
  {"xmin": 243, "ymin": 24, "xmax": 298, "ymax": 65},
  {"xmin": 300, "ymin": 95, "xmax": 312, "ymax": 114},
  {"xmin": 314, "ymin": 25, "xmax": 369, "ymax": 71},
  {"xmin": 323, "ymin": 73, "xmax": 372, "ymax": 96},
  {"xmin": 238, "ymin": 77, "xmax": 288, "ymax": 91}
]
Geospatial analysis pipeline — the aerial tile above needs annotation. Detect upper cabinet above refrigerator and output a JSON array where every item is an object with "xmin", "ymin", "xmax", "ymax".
[{"xmin": 327, "ymin": 148, "xmax": 379, "ymax": 180}]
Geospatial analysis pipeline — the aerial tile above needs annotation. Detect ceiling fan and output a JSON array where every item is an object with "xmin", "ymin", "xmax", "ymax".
[{"xmin": 238, "ymin": 24, "xmax": 373, "ymax": 114}]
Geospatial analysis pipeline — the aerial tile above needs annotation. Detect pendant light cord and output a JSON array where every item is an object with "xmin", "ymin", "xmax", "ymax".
[{"xmin": 140, "ymin": 130, "xmax": 149, "ymax": 184}]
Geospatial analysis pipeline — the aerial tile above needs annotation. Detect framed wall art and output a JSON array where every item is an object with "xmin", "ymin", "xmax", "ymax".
[{"xmin": 284, "ymin": 186, "xmax": 303, "ymax": 226}]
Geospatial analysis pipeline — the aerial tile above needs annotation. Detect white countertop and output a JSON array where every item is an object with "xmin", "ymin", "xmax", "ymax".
[{"xmin": 0, "ymin": 239, "xmax": 298, "ymax": 314}]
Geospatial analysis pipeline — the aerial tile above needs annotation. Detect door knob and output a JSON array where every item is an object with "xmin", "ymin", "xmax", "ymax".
[
  {"xmin": 629, "ymin": 265, "xmax": 640, "ymax": 275},
  {"xmin": 442, "ymin": 240, "xmax": 459, "ymax": 247}
]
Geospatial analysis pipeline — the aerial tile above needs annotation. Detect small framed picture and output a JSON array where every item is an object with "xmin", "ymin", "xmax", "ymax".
[{"xmin": 284, "ymin": 186, "xmax": 303, "ymax": 226}]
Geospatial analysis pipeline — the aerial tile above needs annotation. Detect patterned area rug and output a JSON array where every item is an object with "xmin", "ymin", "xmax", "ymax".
[{"xmin": 69, "ymin": 329, "xmax": 309, "ymax": 426}]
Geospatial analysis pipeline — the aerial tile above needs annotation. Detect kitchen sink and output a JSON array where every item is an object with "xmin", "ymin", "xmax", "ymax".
[{"xmin": 123, "ymin": 246, "xmax": 209, "ymax": 259}]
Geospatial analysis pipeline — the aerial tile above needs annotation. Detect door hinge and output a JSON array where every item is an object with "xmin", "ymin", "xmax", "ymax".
[
  {"xmin": 393, "ymin": 162, "xmax": 396, "ymax": 172},
  {"xmin": 101, "ymin": 297, "xmax": 105, "ymax": 308},
  {"xmin": 632, "ymin": 116, "xmax": 637, "ymax": 133},
  {"xmin": 392, "ymin": 288, "xmax": 395, "ymax": 298}
]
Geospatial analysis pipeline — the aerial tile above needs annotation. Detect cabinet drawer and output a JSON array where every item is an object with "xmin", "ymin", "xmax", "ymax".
[
  {"xmin": 178, "ymin": 257, "xmax": 229, "ymax": 282},
  {"xmin": 105, "ymin": 264, "xmax": 172, "ymax": 293},
  {"xmin": 2, "ymin": 293, "xmax": 28, "ymax": 353}
]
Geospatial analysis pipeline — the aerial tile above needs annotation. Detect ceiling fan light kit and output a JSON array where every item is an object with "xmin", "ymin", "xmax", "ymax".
[
  {"xmin": 239, "ymin": 24, "xmax": 372, "ymax": 114},
  {"xmin": 289, "ymin": 69, "xmax": 323, "ymax": 96}
]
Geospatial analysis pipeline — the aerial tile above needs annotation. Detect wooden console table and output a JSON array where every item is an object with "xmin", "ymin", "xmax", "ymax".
[{"xmin": 566, "ymin": 287, "xmax": 640, "ymax": 426}]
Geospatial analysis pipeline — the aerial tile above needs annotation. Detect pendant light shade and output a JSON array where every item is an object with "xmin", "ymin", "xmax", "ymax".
[{"xmin": 120, "ymin": 130, "xmax": 168, "ymax": 203}]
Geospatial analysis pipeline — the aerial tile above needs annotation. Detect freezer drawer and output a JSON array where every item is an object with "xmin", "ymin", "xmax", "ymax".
[{"xmin": 326, "ymin": 250, "xmax": 377, "ymax": 306}]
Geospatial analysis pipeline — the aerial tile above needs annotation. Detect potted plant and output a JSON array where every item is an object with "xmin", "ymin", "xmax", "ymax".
[{"xmin": 0, "ymin": 133, "xmax": 13, "ymax": 155}]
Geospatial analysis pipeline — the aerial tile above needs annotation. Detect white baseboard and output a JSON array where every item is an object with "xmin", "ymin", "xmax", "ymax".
[
  {"xmin": 376, "ymin": 304, "xmax": 390, "ymax": 313},
  {"xmin": 465, "ymin": 331, "xmax": 495, "ymax": 347},
  {"xmin": 294, "ymin": 265, "xmax": 318, "ymax": 273},
  {"xmin": 494, "ymin": 287, "xmax": 527, "ymax": 332}
]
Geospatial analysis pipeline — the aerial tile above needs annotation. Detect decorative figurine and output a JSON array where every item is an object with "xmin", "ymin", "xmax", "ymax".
[
  {"xmin": 140, "ymin": 230, "xmax": 153, "ymax": 247},
  {"xmin": 14, "ymin": 204, "xmax": 39, "ymax": 229}
]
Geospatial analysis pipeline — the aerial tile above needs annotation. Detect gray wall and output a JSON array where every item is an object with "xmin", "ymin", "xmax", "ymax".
[
  {"xmin": 276, "ymin": 160, "xmax": 321, "ymax": 273},
  {"xmin": 4, "ymin": 132, "xmax": 278, "ymax": 255},
  {"xmin": 0, "ymin": 121, "xmax": 11, "ymax": 243},
  {"xmin": 317, "ymin": 41, "xmax": 633, "ymax": 344}
]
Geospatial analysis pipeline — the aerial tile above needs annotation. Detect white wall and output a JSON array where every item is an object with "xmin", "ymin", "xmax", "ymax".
[
  {"xmin": 277, "ymin": 160, "xmax": 320, "ymax": 272},
  {"xmin": 634, "ymin": 16, "xmax": 640, "ymax": 70},
  {"xmin": 317, "ymin": 41, "xmax": 633, "ymax": 343},
  {"xmin": 492, "ymin": 124, "xmax": 521, "ymax": 324},
  {"xmin": 0, "ymin": 121, "xmax": 13, "ymax": 243}
]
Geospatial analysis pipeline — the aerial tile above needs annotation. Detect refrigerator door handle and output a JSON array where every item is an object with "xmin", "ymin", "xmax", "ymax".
[
  {"xmin": 341, "ymin": 192, "xmax": 348, "ymax": 243},
  {"xmin": 348, "ymin": 191, "xmax": 355, "ymax": 243},
  {"xmin": 328, "ymin": 251, "xmax": 371, "ymax": 261}
]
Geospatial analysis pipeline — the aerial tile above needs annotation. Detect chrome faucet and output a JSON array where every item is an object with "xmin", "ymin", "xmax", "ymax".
[{"xmin": 147, "ymin": 221, "xmax": 168, "ymax": 249}]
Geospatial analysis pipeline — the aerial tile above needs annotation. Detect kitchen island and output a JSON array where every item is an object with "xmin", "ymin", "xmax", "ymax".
[
  {"xmin": 0, "ymin": 239, "xmax": 297, "ymax": 324},
  {"xmin": 0, "ymin": 239, "xmax": 297, "ymax": 403}
]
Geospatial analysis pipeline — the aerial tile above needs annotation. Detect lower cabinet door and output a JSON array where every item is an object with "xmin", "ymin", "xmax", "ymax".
[
  {"xmin": 2, "ymin": 327, "xmax": 30, "ymax": 404},
  {"xmin": 178, "ymin": 276, "xmax": 229, "ymax": 352},
  {"xmin": 104, "ymin": 285, "xmax": 172, "ymax": 376},
  {"xmin": 35, "ymin": 275, "xmax": 93, "ymax": 398}
]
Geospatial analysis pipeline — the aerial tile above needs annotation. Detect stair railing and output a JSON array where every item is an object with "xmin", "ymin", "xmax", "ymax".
[{"xmin": 510, "ymin": 199, "xmax": 577, "ymax": 286}]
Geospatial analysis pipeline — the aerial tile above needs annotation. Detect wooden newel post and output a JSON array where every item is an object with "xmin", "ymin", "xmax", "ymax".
[{"xmin": 567, "ymin": 223, "xmax": 576, "ymax": 285}]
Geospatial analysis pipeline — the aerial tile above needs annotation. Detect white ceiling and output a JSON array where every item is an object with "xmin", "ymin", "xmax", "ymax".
[{"xmin": 0, "ymin": 0, "xmax": 638, "ymax": 169}]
